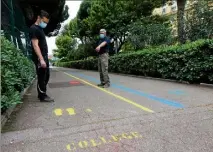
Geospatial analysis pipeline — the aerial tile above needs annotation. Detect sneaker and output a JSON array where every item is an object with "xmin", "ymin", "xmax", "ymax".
[
  {"xmin": 97, "ymin": 83, "xmax": 104, "ymax": 87},
  {"xmin": 102, "ymin": 84, "xmax": 110, "ymax": 88},
  {"xmin": 38, "ymin": 94, "xmax": 47, "ymax": 99},
  {"xmin": 40, "ymin": 95, "xmax": 54, "ymax": 102}
]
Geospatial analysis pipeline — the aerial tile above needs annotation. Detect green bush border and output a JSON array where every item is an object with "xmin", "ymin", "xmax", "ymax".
[{"xmin": 1, "ymin": 37, "xmax": 36, "ymax": 113}]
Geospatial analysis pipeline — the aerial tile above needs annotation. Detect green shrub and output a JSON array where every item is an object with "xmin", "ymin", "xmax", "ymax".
[
  {"xmin": 1, "ymin": 37, "xmax": 36, "ymax": 113},
  {"xmin": 56, "ymin": 39, "xmax": 213, "ymax": 84},
  {"xmin": 128, "ymin": 23, "xmax": 173, "ymax": 49}
]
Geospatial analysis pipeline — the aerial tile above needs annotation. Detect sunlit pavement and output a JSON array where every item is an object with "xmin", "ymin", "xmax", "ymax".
[{"xmin": 2, "ymin": 67, "xmax": 213, "ymax": 152}]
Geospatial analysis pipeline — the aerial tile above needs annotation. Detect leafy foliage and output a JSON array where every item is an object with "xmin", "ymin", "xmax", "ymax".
[
  {"xmin": 55, "ymin": 0, "xmax": 167, "ymax": 60},
  {"xmin": 73, "ymin": 43, "xmax": 97, "ymax": 60},
  {"xmin": 56, "ymin": 39, "xmax": 213, "ymax": 84},
  {"xmin": 55, "ymin": 35, "xmax": 78, "ymax": 59},
  {"xmin": 55, "ymin": 0, "xmax": 212, "ymax": 61},
  {"xmin": 162, "ymin": 0, "xmax": 212, "ymax": 43},
  {"xmin": 1, "ymin": 37, "xmax": 36, "ymax": 113},
  {"xmin": 86, "ymin": 0, "xmax": 162, "ymax": 52},
  {"xmin": 128, "ymin": 16, "xmax": 173, "ymax": 49},
  {"xmin": 76, "ymin": 0, "xmax": 92, "ymax": 43},
  {"xmin": 61, "ymin": 18, "xmax": 78, "ymax": 37},
  {"xmin": 185, "ymin": 0, "xmax": 213, "ymax": 41},
  {"xmin": 46, "ymin": 0, "xmax": 69, "ymax": 36}
]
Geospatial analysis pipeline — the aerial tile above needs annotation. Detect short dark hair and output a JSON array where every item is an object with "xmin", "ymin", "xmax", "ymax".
[{"xmin": 39, "ymin": 10, "xmax": 49, "ymax": 19}]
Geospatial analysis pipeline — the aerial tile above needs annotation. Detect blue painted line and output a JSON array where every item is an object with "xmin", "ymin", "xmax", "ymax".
[
  {"xmin": 69, "ymin": 72, "xmax": 184, "ymax": 108},
  {"xmin": 113, "ymin": 85, "xmax": 184, "ymax": 108}
]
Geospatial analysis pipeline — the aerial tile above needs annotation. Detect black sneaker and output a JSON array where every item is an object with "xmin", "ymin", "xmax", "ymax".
[
  {"xmin": 40, "ymin": 95, "xmax": 54, "ymax": 102},
  {"xmin": 38, "ymin": 94, "xmax": 47, "ymax": 99},
  {"xmin": 97, "ymin": 83, "xmax": 104, "ymax": 87}
]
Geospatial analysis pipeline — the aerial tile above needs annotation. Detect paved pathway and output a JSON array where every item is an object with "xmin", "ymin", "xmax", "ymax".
[{"xmin": 1, "ymin": 67, "xmax": 213, "ymax": 152}]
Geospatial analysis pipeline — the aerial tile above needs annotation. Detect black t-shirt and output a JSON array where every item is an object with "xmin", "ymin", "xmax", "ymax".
[
  {"xmin": 97, "ymin": 36, "xmax": 110, "ymax": 55},
  {"xmin": 29, "ymin": 24, "xmax": 48, "ymax": 61}
]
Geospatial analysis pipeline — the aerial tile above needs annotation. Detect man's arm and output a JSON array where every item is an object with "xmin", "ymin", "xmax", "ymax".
[
  {"xmin": 31, "ymin": 38, "xmax": 44, "ymax": 61},
  {"xmin": 98, "ymin": 41, "xmax": 107, "ymax": 48},
  {"xmin": 96, "ymin": 38, "xmax": 110, "ymax": 52}
]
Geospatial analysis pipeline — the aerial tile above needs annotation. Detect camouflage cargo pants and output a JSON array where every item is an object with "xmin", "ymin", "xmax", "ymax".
[{"xmin": 98, "ymin": 53, "xmax": 110, "ymax": 85}]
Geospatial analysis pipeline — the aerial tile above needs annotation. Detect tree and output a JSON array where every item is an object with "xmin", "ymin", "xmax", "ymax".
[
  {"xmin": 76, "ymin": 0, "xmax": 92, "ymax": 44},
  {"xmin": 172, "ymin": 0, "xmax": 212, "ymax": 43},
  {"xmin": 164, "ymin": 0, "xmax": 211, "ymax": 43},
  {"xmin": 185, "ymin": 0, "xmax": 213, "ymax": 40},
  {"xmin": 86, "ymin": 0, "xmax": 162, "ymax": 52},
  {"xmin": 61, "ymin": 24, "xmax": 69, "ymax": 36},
  {"xmin": 61, "ymin": 18, "xmax": 78, "ymax": 37},
  {"xmin": 46, "ymin": 0, "xmax": 69, "ymax": 36},
  {"xmin": 176, "ymin": 0, "xmax": 187, "ymax": 43},
  {"xmin": 128, "ymin": 15, "xmax": 172, "ymax": 49},
  {"xmin": 55, "ymin": 0, "xmax": 172, "ymax": 60},
  {"xmin": 55, "ymin": 35, "xmax": 77, "ymax": 59},
  {"xmin": 157, "ymin": 0, "xmax": 187, "ymax": 43}
]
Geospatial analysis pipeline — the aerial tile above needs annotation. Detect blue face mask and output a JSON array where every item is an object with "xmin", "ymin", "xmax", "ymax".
[
  {"xmin": 39, "ymin": 21, "xmax": 47, "ymax": 28},
  {"xmin": 100, "ymin": 34, "xmax": 105, "ymax": 39}
]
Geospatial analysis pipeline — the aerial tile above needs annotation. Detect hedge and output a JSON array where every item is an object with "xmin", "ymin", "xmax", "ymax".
[
  {"xmin": 56, "ymin": 39, "xmax": 213, "ymax": 84},
  {"xmin": 1, "ymin": 37, "xmax": 36, "ymax": 113}
]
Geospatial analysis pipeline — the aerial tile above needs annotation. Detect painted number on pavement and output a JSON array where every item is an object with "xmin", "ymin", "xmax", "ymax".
[{"xmin": 54, "ymin": 108, "xmax": 92, "ymax": 116}]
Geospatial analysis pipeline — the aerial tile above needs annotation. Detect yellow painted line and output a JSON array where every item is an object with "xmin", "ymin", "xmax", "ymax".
[
  {"xmin": 62, "ymin": 71, "xmax": 154, "ymax": 113},
  {"xmin": 86, "ymin": 108, "xmax": 92, "ymax": 112},
  {"xmin": 54, "ymin": 109, "xmax": 63, "ymax": 116},
  {"xmin": 66, "ymin": 108, "xmax": 76, "ymax": 115}
]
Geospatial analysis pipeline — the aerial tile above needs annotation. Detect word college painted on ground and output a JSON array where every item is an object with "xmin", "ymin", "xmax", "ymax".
[{"xmin": 66, "ymin": 131, "xmax": 142, "ymax": 151}]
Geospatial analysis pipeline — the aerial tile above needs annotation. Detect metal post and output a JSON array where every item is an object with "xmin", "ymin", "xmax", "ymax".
[
  {"xmin": 162, "ymin": 0, "xmax": 165, "ymax": 15},
  {"xmin": 9, "ymin": 0, "xmax": 16, "ymax": 45}
]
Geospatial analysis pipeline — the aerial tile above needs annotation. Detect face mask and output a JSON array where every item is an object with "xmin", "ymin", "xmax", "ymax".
[
  {"xmin": 100, "ymin": 34, "xmax": 105, "ymax": 39},
  {"xmin": 39, "ymin": 21, "xmax": 47, "ymax": 28}
]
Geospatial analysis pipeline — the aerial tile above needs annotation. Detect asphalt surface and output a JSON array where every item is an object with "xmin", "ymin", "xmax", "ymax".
[{"xmin": 1, "ymin": 67, "xmax": 213, "ymax": 152}]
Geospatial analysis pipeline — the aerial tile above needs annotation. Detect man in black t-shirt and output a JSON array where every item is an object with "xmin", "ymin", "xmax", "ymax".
[
  {"xmin": 29, "ymin": 10, "xmax": 54, "ymax": 102},
  {"xmin": 95, "ymin": 29, "xmax": 111, "ymax": 88}
]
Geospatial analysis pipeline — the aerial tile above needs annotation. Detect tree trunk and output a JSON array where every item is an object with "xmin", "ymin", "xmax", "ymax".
[
  {"xmin": 115, "ymin": 39, "xmax": 118, "ymax": 54},
  {"xmin": 177, "ymin": 0, "xmax": 187, "ymax": 44}
]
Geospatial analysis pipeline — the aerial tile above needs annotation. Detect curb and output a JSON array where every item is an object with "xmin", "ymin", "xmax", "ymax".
[
  {"xmin": 1, "ymin": 77, "xmax": 37, "ymax": 129},
  {"xmin": 200, "ymin": 83, "xmax": 213, "ymax": 88}
]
